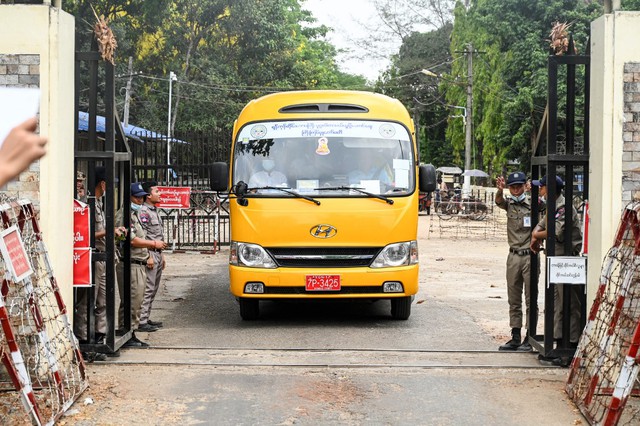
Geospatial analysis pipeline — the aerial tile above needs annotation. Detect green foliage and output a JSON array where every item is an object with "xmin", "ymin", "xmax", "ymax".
[
  {"xmin": 377, "ymin": 24, "xmax": 455, "ymax": 167},
  {"xmin": 64, "ymin": 0, "xmax": 368, "ymax": 133},
  {"xmin": 443, "ymin": 0, "xmax": 601, "ymax": 175},
  {"xmin": 623, "ymin": 0, "xmax": 640, "ymax": 10}
]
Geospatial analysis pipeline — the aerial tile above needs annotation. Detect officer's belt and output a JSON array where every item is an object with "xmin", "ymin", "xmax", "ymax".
[
  {"xmin": 509, "ymin": 248, "xmax": 531, "ymax": 256},
  {"xmin": 118, "ymin": 258, "xmax": 148, "ymax": 266}
]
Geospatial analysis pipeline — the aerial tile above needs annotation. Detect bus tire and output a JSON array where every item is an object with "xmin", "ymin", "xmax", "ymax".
[
  {"xmin": 390, "ymin": 296, "xmax": 412, "ymax": 320},
  {"xmin": 239, "ymin": 298, "xmax": 259, "ymax": 320}
]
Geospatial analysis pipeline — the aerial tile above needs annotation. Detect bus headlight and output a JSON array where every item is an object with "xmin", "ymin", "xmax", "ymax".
[
  {"xmin": 230, "ymin": 241, "xmax": 277, "ymax": 268},
  {"xmin": 371, "ymin": 241, "xmax": 418, "ymax": 268}
]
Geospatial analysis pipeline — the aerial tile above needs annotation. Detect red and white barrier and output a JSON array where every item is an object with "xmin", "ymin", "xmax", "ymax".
[
  {"xmin": 566, "ymin": 203, "xmax": 640, "ymax": 425},
  {"xmin": 0, "ymin": 199, "xmax": 88, "ymax": 424}
]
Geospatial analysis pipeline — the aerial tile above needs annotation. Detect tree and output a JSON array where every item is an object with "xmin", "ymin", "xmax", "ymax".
[
  {"xmin": 377, "ymin": 24, "xmax": 455, "ymax": 166},
  {"xmin": 444, "ymin": 0, "xmax": 602, "ymax": 174},
  {"xmin": 622, "ymin": 0, "xmax": 640, "ymax": 9},
  {"xmin": 65, "ymin": 0, "xmax": 367, "ymax": 133},
  {"xmin": 349, "ymin": 0, "xmax": 456, "ymax": 68}
]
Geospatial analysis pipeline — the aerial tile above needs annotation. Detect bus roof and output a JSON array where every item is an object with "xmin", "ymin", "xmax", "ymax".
[{"xmin": 236, "ymin": 90, "xmax": 413, "ymax": 124}]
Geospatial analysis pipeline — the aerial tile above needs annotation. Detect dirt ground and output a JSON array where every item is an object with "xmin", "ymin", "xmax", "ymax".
[
  {"xmin": 55, "ymin": 211, "xmax": 578, "ymax": 425},
  {"xmin": 417, "ymin": 211, "xmax": 545, "ymax": 345}
]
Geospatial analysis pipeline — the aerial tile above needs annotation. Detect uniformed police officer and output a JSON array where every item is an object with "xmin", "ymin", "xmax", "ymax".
[
  {"xmin": 496, "ymin": 171, "xmax": 536, "ymax": 351},
  {"xmin": 115, "ymin": 182, "xmax": 159, "ymax": 347},
  {"xmin": 138, "ymin": 181, "xmax": 168, "ymax": 332},
  {"xmin": 531, "ymin": 175, "xmax": 583, "ymax": 348}
]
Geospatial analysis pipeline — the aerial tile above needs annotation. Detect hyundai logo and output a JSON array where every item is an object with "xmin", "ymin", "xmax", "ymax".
[{"xmin": 310, "ymin": 224, "xmax": 337, "ymax": 239}]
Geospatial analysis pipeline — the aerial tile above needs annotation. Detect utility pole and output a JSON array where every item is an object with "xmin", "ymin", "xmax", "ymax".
[
  {"xmin": 123, "ymin": 56, "xmax": 133, "ymax": 127},
  {"xmin": 463, "ymin": 43, "xmax": 473, "ymax": 195},
  {"xmin": 167, "ymin": 71, "xmax": 177, "ymax": 171}
]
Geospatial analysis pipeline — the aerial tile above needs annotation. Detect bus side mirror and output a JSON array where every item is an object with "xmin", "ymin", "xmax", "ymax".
[
  {"xmin": 419, "ymin": 164, "xmax": 437, "ymax": 192},
  {"xmin": 210, "ymin": 162, "xmax": 229, "ymax": 191}
]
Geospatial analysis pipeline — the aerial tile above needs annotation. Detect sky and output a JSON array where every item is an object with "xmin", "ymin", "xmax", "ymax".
[{"xmin": 302, "ymin": 0, "xmax": 398, "ymax": 82}]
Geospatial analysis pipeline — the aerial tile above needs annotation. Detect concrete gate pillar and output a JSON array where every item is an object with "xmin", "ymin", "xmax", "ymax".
[
  {"xmin": 0, "ymin": 2, "xmax": 75, "ymax": 308},
  {"xmin": 589, "ymin": 12, "xmax": 640, "ymax": 303}
]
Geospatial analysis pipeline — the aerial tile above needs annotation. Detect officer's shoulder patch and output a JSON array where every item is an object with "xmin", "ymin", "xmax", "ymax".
[
  {"xmin": 555, "ymin": 207, "xmax": 565, "ymax": 219},
  {"xmin": 139, "ymin": 212, "xmax": 150, "ymax": 223}
]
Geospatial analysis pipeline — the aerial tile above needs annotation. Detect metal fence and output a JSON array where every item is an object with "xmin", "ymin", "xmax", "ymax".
[
  {"xmin": 159, "ymin": 190, "xmax": 230, "ymax": 252},
  {"xmin": 130, "ymin": 129, "xmax": 232, "ymax": 250}
]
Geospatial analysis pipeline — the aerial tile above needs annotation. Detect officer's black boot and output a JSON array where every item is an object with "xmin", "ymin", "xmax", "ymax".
[
  {"xmin": 499, "ymin": 328, "xmax": 521, "ymax": 351},
  {"xmin": 517, "ymin": 333, "xmax": 532, "ymax": 352}
]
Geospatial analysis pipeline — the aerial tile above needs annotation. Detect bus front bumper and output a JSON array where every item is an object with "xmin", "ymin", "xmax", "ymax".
[{"xmin": 229, "ymin": 264, "xmax": 419, "ymax": 299}]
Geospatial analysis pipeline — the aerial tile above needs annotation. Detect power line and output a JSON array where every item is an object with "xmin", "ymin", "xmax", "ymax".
[{"xmin": 124, "ymin": 73, "xmax": 372, "ymax": 93}]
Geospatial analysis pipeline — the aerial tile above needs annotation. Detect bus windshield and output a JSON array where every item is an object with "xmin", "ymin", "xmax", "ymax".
[{"xmin": 232, "ymin": 120, "xmax": 415, "ymax": 196}]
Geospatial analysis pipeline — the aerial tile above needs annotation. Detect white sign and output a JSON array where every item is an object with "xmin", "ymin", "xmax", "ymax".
[
  {"xmin": 0, "ymin": 87, "xmax": 40, "ymax": 148},
  {"xmin": 547, "ymin": 256, "xmax": 587, "ymax": 285}
]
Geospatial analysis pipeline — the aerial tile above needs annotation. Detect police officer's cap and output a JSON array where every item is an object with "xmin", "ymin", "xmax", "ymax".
[
  {"xmin": 142, "ymin": 180, "xmax": 158, "ymax": 194},
  {"xmin": 532, "ymin": 175, "xmax": 564, "ymax": 189},
  {"xmin": 506, "ymin": 171, "xmax": 526, "ymax": 186},
  {"xmin": 131, "ymin": 182, "xmax": 149, "ymax": 197}
]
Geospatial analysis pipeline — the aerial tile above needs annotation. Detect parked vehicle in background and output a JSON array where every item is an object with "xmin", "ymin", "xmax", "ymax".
[{"xmin": 211, "ymin": 90, "xmax": 436, "ymax": 320}]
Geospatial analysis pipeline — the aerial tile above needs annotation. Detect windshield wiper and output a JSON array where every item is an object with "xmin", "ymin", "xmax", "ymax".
[
  {"xmin": 249, "ymin": 186, "xmax": 321, "ymax": 205},
  {"xmin": 315, "ymin": 186, "xmax": 394, "ymax": 205}
]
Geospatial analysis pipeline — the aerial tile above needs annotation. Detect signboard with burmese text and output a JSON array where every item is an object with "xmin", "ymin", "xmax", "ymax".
[
  {"xmin": 73, "ymin": 199, "xmax": 92, "ymax": 287},
  {"xmin": 547, "ymin": 256, "xmax": 587, "ymax": 286},
  {"xmin": 0, "ymin": 225, "xmax": 34, "ymax": 282},
  {"xmin": 157, "ymin": 186, "xmax": 191, "ymax": 209}
]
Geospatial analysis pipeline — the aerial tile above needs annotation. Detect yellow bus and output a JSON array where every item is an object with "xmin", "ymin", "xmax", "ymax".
[{"xmin": 211, "ymin": 90, "xmax": 436, "ymax": 320}]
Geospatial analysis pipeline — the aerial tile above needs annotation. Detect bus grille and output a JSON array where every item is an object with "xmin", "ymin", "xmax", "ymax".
[{"xmin": 265, "ymin": 247, "xmax": 381, "ymax": 268}]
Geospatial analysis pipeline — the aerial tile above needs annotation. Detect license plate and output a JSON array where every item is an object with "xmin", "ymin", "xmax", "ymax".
[{"xmin": 305, "ymin": 275, "xmax": 341, "ymax": 291}]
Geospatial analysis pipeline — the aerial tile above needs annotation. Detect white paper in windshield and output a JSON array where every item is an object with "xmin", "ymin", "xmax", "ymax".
[{"xmin": 393, "ymin": 159, "xmax": 410, "ymax": 188}]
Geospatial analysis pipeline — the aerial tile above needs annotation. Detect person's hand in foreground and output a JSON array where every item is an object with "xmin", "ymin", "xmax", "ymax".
[{"xmin": 0, "ymin": 117, "xmax": 47, "ymax": 187}]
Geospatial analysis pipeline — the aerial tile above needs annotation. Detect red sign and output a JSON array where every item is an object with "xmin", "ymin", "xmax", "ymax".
[
  {"xmin": 157, "ymin": 186, "xmax": 191, "ymax": 209},
  {"xmin": 0, "ymin": 225, "xmax": 33, "ymax": 282},
  {"xmin": 73, "ymin": 248, "xmax": 92, "ymax": 287},
  {"xmin": 73, "ymin": 199, "xmax": 90, "ymax": 248},
  {"xmin": 73, "ymin": 199, "xmax": 92, "ymax": 286}
]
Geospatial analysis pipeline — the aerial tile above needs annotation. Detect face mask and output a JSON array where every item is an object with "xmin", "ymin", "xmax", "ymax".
[
  {"xmin": 131, "ymin": 202, "xmax": 141, "ymax": 211},
  {"xmin": 514, "ymin": 193, "xmax": 526, "ymax": 202},
  {"xmin": 539, "ymin": 196, "xmax": 546, "ymax": 203},
  {"xmin": 262, "ymin": 159, "xmax": 275, "ymax": 172}
]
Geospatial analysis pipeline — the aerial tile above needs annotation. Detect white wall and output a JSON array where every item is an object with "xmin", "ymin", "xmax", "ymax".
[
  {"xmin": 0, "ymin": 5, "xmax": 75, "ymax": 309},
  {"xmin": 589, "ymin": 12, "xmax": 640, "ymax": 303}
]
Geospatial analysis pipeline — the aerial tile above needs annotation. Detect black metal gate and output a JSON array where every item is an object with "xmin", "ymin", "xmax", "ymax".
[
  {"xmin": 129, "ymin": 129, "xmax": 232, "ymax": 250},
  {"xmin": 529, "ymin": 38, "xmax": 590, "ymax": 361},
  {"xmin": 74, "ymin": 41, "xmax": 132, "ymax": 354}
]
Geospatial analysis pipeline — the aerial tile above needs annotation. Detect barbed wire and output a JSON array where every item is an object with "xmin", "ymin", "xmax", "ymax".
[
  {"xmin": 0, "ymin": 196, "xmax": 88, "ymax": 424},
  {"xmin": 566, "ymin": 202, "xmax": 640, "ymax": 425}
]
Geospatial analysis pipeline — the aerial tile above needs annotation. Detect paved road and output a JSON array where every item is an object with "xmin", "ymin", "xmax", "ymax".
[{"xmin": 67, "ymin": 216, "xmax": 585, "ymax": 425}]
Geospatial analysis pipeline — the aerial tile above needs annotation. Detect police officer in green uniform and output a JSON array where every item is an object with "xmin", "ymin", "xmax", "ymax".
[
  {"xmin": 531, "ymin": 175, "xmax": 583, "ymax": 348},
  {"xmin": 115, "ymin": 183, "xmax": 159, "ymax": 347},
  {"xmin": 496, "ymin": 171, "xmax": 536, "ymax": 351},
  {"xmin": 138, "ymin": 181, "xmax": 168, "ymax": 332}
]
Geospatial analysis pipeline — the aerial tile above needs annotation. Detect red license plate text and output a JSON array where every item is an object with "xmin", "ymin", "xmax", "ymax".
[{"xmin": 305, "ymin": 275, "xmax": 341, "ymax": 291}]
